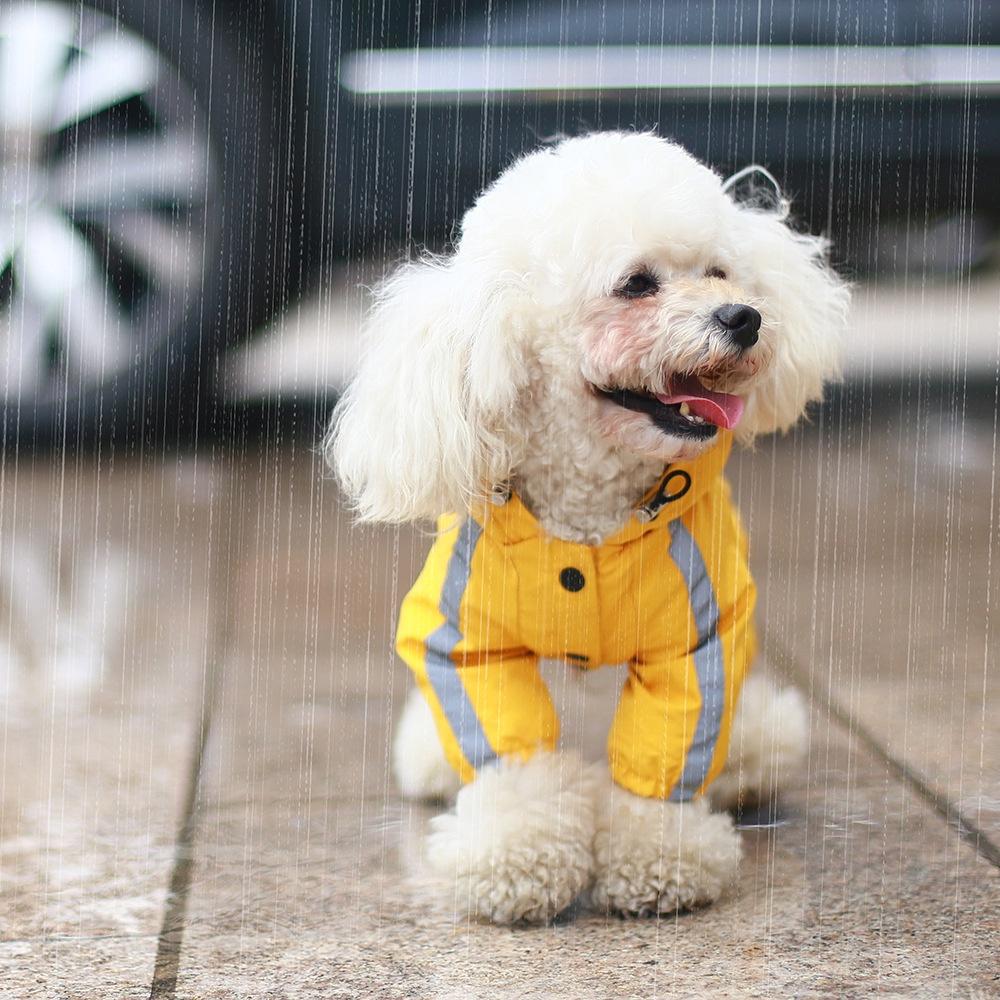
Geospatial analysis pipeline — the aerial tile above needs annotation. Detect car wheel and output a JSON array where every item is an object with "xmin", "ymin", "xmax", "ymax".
[{"xmin": 0, "ymin": 0, "xmax": 275, "ymax": 447}]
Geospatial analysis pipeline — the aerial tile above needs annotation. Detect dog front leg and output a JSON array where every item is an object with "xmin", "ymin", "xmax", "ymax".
[
  {"xmin": 594, "ymin": 635, "xmax": 748, "ymax": 916},
  {"xmin": 591, "ymin": 774, "xmax": 741, "ymax": 916},
  {"xmin": 425, "ymin": 750, "xmax": 598, "ymax": 924}
]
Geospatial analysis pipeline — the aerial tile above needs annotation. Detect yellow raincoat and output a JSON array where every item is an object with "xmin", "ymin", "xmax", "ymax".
[{"xmin": 396, "ymin": 433, "xmax": 756, "ymax": 800}]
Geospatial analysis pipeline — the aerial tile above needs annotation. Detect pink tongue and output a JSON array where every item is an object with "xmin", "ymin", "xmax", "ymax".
[{"xmin": 656, "ymin": 375, "xmax": 745, "ymax": 430}]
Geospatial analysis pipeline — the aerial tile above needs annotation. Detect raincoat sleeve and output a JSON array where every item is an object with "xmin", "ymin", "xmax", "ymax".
[
  {"xmin": 395, "ymin": 514, "xmax": 558, "ymax": 784},
  {"xmin": 608, "ymin": 480, "xmax": 757, "ymax": 800}
]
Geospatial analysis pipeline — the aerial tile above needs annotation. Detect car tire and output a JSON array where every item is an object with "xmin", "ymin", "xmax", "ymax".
[{"xmin": 0, "ymin": 0, "xmax": 282, "ymax": 449}]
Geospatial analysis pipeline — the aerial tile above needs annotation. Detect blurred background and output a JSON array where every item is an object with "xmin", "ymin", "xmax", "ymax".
[
  {"xmin": 0, "ymin": 0, "xmax": 997, "ymax": 440},
  {"xmin": 1, "ymin": 2, "xmax": 998, "ymax": 997}
]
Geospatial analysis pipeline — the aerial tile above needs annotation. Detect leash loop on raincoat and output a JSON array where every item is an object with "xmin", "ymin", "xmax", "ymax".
[
  {"xmin": 489, "ymin": 483, "xmax": 512, "ymax": 505},
  {"xmin": 635, "ymin": 467, "xmax": 692, "ymax": 523}
]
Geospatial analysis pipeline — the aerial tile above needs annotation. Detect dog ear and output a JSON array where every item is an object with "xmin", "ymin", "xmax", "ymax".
[
  {"xmin": 733, "ymin": 208, "xmax": 850, "ymax": 439},
  {"xmin": 325, "ymin": 257, "xmax": 527, "ymax": 523}
]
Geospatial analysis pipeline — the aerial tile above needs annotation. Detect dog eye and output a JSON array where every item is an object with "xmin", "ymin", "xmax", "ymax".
[
  {"xmin": 705, "ymin": 266, "xmax": 728, "ymax": 280},
  {"xmin": 617, "ymin": 272, "xmax": 659, "ymax": 298}
]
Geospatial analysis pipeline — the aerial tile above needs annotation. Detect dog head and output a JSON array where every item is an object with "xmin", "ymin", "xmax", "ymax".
[{"xmin": 328, "ymin": 132, "xmax": 849, "ymax": 522}]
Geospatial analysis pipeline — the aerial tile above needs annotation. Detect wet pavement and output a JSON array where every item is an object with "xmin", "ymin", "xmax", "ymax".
[{"xmin": 2, "ymin": 352, "xmax": 999, "ymax": 997}]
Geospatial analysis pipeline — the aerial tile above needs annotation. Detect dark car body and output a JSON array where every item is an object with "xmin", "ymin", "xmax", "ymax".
[
  {"xmin": 2, "ymin": 0, "xmax": 995, "ymax": 447},
  {"xmin": 284, "ymin": 0, "xmax": 999, "ymax": 273}
]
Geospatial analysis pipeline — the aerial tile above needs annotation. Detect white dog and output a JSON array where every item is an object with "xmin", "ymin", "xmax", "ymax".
[{"xmin": 328, "ymin": 132, "xmax": 848, "ymax": 924}]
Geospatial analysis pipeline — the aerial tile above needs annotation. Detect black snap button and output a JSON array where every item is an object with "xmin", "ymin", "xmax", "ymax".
[{"xmin": 559, "ymin": 567, "xmax": 585, "ymax": 592}]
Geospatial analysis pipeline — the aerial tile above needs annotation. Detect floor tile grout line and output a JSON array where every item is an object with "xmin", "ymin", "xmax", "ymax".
[
  {"xmin": 148, "ymin": 694, "xmax": 216, "ymax": 999},
  {"xmin": 149, "ymin": 460, "xmax": 244, "ymax": 999},
  {"xmin": 764, "ymin": 630, "xmax": 1000, "ymax": 871}
]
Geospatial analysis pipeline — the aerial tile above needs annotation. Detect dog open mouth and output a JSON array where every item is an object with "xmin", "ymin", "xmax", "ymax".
[{"xmin": 594, "ymin": 374, "xmax": 745, "ymax": 440}]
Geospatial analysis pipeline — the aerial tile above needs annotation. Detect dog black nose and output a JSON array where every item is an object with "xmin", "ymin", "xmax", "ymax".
[{"xmin": 712, "ymin": 303, "xmax": 761, "ymax": 349}]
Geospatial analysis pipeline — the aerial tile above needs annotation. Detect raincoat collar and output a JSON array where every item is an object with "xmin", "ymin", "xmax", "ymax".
[{"xmin": 473, "ymin": 432, "xmax": 733, "ymax": 546}]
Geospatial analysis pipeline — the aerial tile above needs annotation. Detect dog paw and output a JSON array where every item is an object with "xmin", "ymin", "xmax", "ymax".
[
  {"xmin": 393, "ymin": 688, "xmax": 462, "ymax": 802},
  {"xmin": 592, "ymin": 791, "xmax": 741, "ymax": 917},
  {"xmin": 425, "ymin": 752, "xmax": 596, "ymax": 924},
  {"xmin": 708, "ymin": 674, "xmax": 809, "ymax": 812}
]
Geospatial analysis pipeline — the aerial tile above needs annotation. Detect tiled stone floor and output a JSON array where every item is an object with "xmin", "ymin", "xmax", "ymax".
[{"xmin": 1, "ymin": 401, "xmax": 998, "ymax": 999}]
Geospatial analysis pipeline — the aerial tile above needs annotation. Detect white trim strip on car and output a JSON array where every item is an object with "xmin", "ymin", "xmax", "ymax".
[{"xmin": 341, "ymin": 44, "xmax": 1000, "ymax": 103}]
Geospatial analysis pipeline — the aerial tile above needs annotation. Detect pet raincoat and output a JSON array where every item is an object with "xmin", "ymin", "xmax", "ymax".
[{"xmin": 396, "ymin": 432, "xmax": 756, "ymax": 800}]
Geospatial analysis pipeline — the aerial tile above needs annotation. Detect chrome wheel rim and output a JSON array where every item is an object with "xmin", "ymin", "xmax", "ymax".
[{"xmin": 0, "ymin": 2, "xmax": 218, "ymax": 404}]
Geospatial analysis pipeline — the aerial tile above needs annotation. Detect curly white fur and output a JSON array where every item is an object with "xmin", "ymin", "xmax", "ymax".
[
  {"xmin": 328, "ymin": 131, "xmax": 848, "ymax": 541},
  {"xmin": 708, "ymin": 673, "xmax": 810, "ymax": 812},
  {"xmin": 331, "ymin": 130, "xmax": 847, "ymax": 923},
  {"xmin": 425, "ymin": 752, "xmax": 597, "ymax": 924},
  {"xmin": 592, "ymin": 781, "xmax": 742, "ymax": 916}
]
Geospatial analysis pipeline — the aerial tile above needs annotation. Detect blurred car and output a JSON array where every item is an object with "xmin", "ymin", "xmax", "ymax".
[
  {"xmin": 334, "ymin": 0, "xmax": 1000, "ymax": 265},
  {"xmin": 0, "ymin": 0, "xmax": 312, "ymax": 446},
  {"xmin": 1, "ymin": 0, "xmax": 996, "ymax": 445}
]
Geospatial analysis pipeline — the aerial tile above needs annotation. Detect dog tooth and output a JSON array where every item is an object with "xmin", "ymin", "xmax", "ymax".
[{"xmin": 678, "ymin": 402, "xmax": 691, "ymax": 416}]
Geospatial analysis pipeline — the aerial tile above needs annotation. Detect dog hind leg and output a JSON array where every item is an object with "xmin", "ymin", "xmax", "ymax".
[
  {"xmin": 707, "ymin": 673, "xmax": 809, "ymax": 812},
  {"xmin": 393, "ymin": 687, "xmax": 463, "ymax": 802}
]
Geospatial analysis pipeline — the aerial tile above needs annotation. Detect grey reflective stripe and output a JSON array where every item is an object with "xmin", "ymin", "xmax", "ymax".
[
  {"xmin": 667, "ymin": 520, "xmax": 725, "ymax": 802},
  {"xmin": 424, "ymin": 518, "xmax": 496, "ymax": 769}
]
